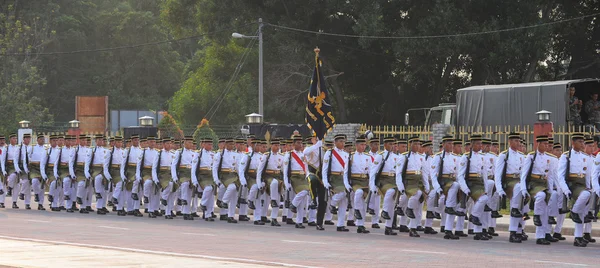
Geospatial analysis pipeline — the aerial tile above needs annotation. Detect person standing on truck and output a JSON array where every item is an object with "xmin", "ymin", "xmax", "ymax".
[
  {"xmin": 584, "ymin": 93, "xmax": 600, "ymax": 131},
  {"xmin": 569, "ymin": 87, "xmax": 583, "ymax": 128}
]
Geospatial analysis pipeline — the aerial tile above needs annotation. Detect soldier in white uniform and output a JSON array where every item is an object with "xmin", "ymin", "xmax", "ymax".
[
  {"xmin": 171, "ymin": 136, "xmax": 196, "ymax": 220},
  {"xmin": 44, "ymin": 135, "xmax": 62, "ymax": 211},
  {"xmin": 60, "ymin": 136, "xmax": 77, "ymax": 212},
  {"xmin": 430, "ymin": 136, "xmax": 457, "ymax": 239},
  {"xmin": 345, "ymin": 136, "xmax": 371, "ymax": 234},
  {"xmin": 557, "ymin": 133, "xmax": 589, "ymax": 247},
  {"xmin": 138, "ymin": 137, "xmax": 160, "ymax": 218},
  {"xmin": 396, "ymin": 137, "xmax": 429, "ymax": 237},
  {"xmin": 322, "ymin": 134, "xmax": 351, "ymax": 232},
  {"xmin": 582, "ymin": 137, "xmax": 597, "ymax": 244},
  {"xmin": 71, "ymin": 135, "xmax": 92, "ymax": 213},
  {"xmin": 105, "ymin": 136, "xmax": 126, "ymax": 216},
  {"xmin": 457, "ymin": 135, "xmax": 489, "ymax": 241},
  {"xmin": 366, "ymin": 137, "xmax": 381, "ymax": 229},
  {"xmin": 284, "ymin": 135, "xmax": 309, "ymax": 228},
  {"xmin": 519, "ymin": 135, "xmax": 561, "ymax": 245},
  {"xmin": 83, "ymin": 135, "xmax": 107, "ymax": 214},
  {"xmin": 487, "ymin": 140, "xmax": 502, "ymax": 236},
  {"xmin": 122, "ymin": 135, "xmax": 144, "ymax": 217},
  {"xmin": 422, "ymin": 140, "xmax": 441, "ymax": 235},
  {"xmin": 257, "ymin": 138, "xmax": 285, "ymax": 226},
  {"xmin": 191, "ymin": 138, "xmax": 215, "ymax": 221},
  {"xmin": 16, "ymin": 133, "xmax": 32, "ymax": 209},
  {"xmin": 550, "ymin": 142, "xmax": 568, "ymax": 241},
  {"xmin": 370, "ymin": 137, "xmax": 401, "ymax": 235},
  {"xmin": 29, "ymin": 134, "xmax": 47, "ymax": 210},
  {"xmin": 494, "ymin": 133, "xmax": 526, "ymax": 243},
  {"xmin": 212, "ymin": 138, "xmax": 240, "ymax": 223},
  {"xmin": 238, "ymin": 139, "xmax": 264, "ymax": 225}
]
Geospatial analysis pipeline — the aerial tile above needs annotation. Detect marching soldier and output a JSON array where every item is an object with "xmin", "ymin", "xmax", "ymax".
[
  {"xmin": 44, "ymin": 135, "xmax": 62, "ymax": 211},
  {"xmin": 457, "ymin": 135, "xmax": 490, "ymax": 241},
  {"xmin": 369, "ymin": 136, "xmax": 401, "ymax": 235},
  {"xmin": 422, "ymin": 140, "xmax": 440, "ymax": 235},
  {"xmin": 171, "ymin": 136, "xmax": 196, "ymax": 220},
  {"xmin": 191, "ymin": 138, "xmax": 216, "ymax": 221},
  {"xmin": 345, "ymin": 136, "xmax": 371, "ymax": 234},
  {"xmin": 16, "ymin": 133, "xmax": 32, "ymax": 209},
  {"xmin": 557, "ymin": 133, "xmax": 590, "ymax": 247},
  {"xmin": 583, "ymin": 137, "xmax": 596, "ymax": 243},
  {"xmin": 138, "ymin": 137, "xmax": 160, "ymax": 218},
  {"xmin": 550, "ymin": 142, "xmax": 568, "ymax": 240},
  {"xmin": 157, "ymin": 138, "xmax": 176, "ymax": 219},
  {"xmin": 212, "ymin": 138, "xmax": 240, "ymax": 223},
  {"xmin": 303, "ymin": 136, "xmax": 326, "ymax": 229},
  {"xmin": 85, "ymin": 134, "xmax": 109, "ymax": 214},
  {"xmin": 488, "ymin": 140, "xmax": 502, "ymax": 236},
  {"xmin": 322, "ymin": 134, "xmax": 351, "ymax": 232},
  {"xmin": 61, "ymin": 136, "xmax": 77, "ymax": 212},
  {"xmin": 234, "ymin": 138, "xmax": 250, "ymax": 221},
  {"xmin": 366, "ymin": 137, "xmax": 381, "ymax": 229},
  {"xmin": 431, "ymin": 136, "xmax": 460, "ymax": 239},
  {"xmin": 444, "ymin": 139, "xmax": 468, "ymax": 237},
  {"xmin": 238, "ymin": 138, "xmax": 264, "ymax": 225},
  {"xmin": 71, "ymin": 135, "xmax": 91, "ymax": 213},
  {"xmin": 105, "ymin": 136, "xmax": 126, "ymax": 216},
  {"xmin": 29, "ymin": 134, "xmax": 47, "ymax": 210},
  {"xmin": 519, "ymin": 135, "xmax": 559, "ymax": 245},
  {"xmin": 284, "ymin": 135, "xmax": 309, "ymax": 228},
  {"xmin": 396, "ymin": 137, "xmax": 429, "ymax": 237},
  {"xmin": 257, "ymin": 138, "xmax": 284, "ymax": 226},
  {"xmin": 123, "ymin": 135, "xmax": 144, "ymax": 216},
  {"xmin": 494, "ymin": 133, "xmax": 526, "ymax": 243}
]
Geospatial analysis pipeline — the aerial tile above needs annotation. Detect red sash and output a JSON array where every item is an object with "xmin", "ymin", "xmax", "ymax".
[
  {"xmin": 291, "ymin": 152, "xmax": 305, "ymax": 172},
  {"xmin": 332, "ymin": 150, "xmax": 345, "ymax": 168}
]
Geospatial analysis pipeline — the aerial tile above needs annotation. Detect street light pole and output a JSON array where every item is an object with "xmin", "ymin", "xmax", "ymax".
[
  {"xmin": 232, "ymin": 18, "xmax": 264, "ymax": 118},
  {"xmin": 258, "ymin": 18, "xmax": 264, "ymax": 117}
]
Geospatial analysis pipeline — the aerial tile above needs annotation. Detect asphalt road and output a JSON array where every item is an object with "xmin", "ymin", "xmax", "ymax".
[{"xmin": 0, "ymin": 205, "xmax": 598, "ymax": 268}]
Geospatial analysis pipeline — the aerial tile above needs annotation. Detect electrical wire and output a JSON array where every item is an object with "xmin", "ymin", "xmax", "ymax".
[
  {"xmin": 0, "ymin": 23, "xmax": 256, "ymax": 56},
  {"xmin": 266, "ymin": 12, "xmax": 600, "ymax": 40}
]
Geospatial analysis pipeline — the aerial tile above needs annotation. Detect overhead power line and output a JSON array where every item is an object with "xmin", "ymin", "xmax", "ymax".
[
  {"xmin": 266, "ymin": 12, "xmax": 600, "ymax": 40},
  {"xmin": 0, "ymin": 23, "xmax": 255, "ymax": 57}
]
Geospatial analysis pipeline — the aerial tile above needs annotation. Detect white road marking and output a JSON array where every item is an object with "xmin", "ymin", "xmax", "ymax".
[
  {"xmin": 534, "ymin": 260, "xmax": 588, "ymax": 267},
  {"xmin": 281, "ymin": 240, "xmax": 328, "ymax": 245},
  {"xmin": 25, "ymin": 220, "xmax": 50, "ymax": 223},
  {"xmin": 0, "ymin": 235, "xmax": 322, "ymax": 268},
  {"xmin": 401, "ymin": 249, "xmax": 448, "ymax": 255},
  {"xmin": 182, "ymin": 232, "xmax": 216, "ymax": 236},
  {"xmin": 97, "ymin": 226, "xmax": 129, "ymax": 230}
]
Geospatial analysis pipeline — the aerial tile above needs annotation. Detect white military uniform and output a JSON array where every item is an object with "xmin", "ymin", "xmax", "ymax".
[
  {"xmin": 557, "ymin": 149, "xmax": 590, "ymax": 240},
  {"xmin": 172, "ymin": 148, "xmax": 196, "ymax": 215},
  {"xmin": 106, "ymin": 147, "xmax": 126, "ymax": 211},
  {"xmin": 322, "ymin": 147, "xmax": 350, "ymax": 228},
  {"xmin": 366, "ymin": 150, "xmax": 381, "ymax": 225},
  {"xmin": 457, "ymin": 150, "xmax": 488, "ymax": 234},
  {"xmin": 283, "ymin": 149, "xmax": 308, "ymax": 224},
  {"xmin": 494, "ymin": 148, "xmax": 525, "ymax": 233},
  {"xmin": 4, "ymin": 143, "xmax": 22, "ymax": 204},
  {"xmin": 17, "ymin": 143, "xmax": 33, "ymax": 206},
  {"xmin": 257, "ymin": 149, "xmax": 284, "ymax": 221},
  {"xmin": 191, "ymin": 148, "xmax": 214, "ymax": 217},
  {"xmin": 27, "ymin": 143, "xmax": 46, "ymax": 207},
  {"xmin": 369, "ymin": 149, "xmax": 400, "ymax": 230},
  {"xmin": 60, "ymin": 146, "xmax": 75, "ymax": 208},
  {"xmin": 70, "ymin": 145, "xmax": 91, "ymax": 208},
  {"xmin": 137, "ymin": 147, "xmax": 159, "ymax": 214},
  {"xmin": 303, "ymin": 140, "xmax": 323, "ymax": 224},
  {"xmin": 212, "ymin": 148, "xmax": 239, "ymax": 218},
  {"xmin": 239, "ymin": 151, "xmax": 264, "ymax": 222},
  {"xmin": 43, "ymin": 144, "xmax": 61, "ymax": 208},
  {"xmin": 84, "ymin": 146, "xmax": 109, "ymax": 211},
  {"xmin": 124, "ymin": 145, "xmax": 144, "ymax": 212},
  {"xmin": 396, "ymin": 151, "xmax": 430, "ymax": 230},
  {"xmin": 345, "ymin": 151, "xmax": 371, "ymax": 228}
]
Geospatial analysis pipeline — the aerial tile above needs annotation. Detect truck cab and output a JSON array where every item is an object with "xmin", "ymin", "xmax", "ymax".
[{"xmin": 404, "ymin": 103, "xmax": 456, "ymax": 127}]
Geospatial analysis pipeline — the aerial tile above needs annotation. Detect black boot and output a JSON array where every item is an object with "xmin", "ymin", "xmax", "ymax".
[
  {"xmin": 19, "ymin": 193, "xmax": 24, "ymax": 200},
  {"xmin": 330, "ymin": 205, "xmax": 338, "ymax": 215},
  {"xmin": 131, "ymin": 193, "xmax": 139, "ymax": 201},
  {"xmin": 434, "ymin": 212, "xmax": 442, "ymax": 219},
  {"xmin": 424, "ymin": 227, "xmax": 438, "ymax": 234},
  {"xmin": 254, "ymin": 220, "xmax": 265, "ymax": 225},
  {"xmin": 521, "ymin": 231, "xmax": 528, "ymax": 241},
  {"xmin": 37, "ymin": 204, "xmax": 45, "ymax": 211},
  {"xmin": 510, "ymin": 208, "xmax": 522, "ymax": 218},
  {"xmin": 488, "ymin": 227, "xmax": 498, "ymax": 237},
  {"xmin": 574, "ymin": 237, "xmax": 588, "ymax": 247},
  {"xmin": 308, "ymin": 221, "xmax": 316, "ymax": 226},
  {"xmin": 381, "ymin": 210, "xmax": 391, "ymax": 220},
  {"xmin": 548, "ymin": 216, "xmax": 557, "ymax": 225},
  {"xmin": 455, "ymin": 231, "xmax": 468, "ymax": 237},
  {"xmin": 571, "ymin": 212, "xmax": 583, "ymax": 224},
  {"xmin": 303, "ymin": 217, "xmax": 308, "ymax": 224},
  {"xmin": 0, "ymin": 203, "xmax": 6, "ymax": 208},
  {"xmin": 367, "ymin": 208, "xmax": 375, "ymax": 215},
  {"xmin": 533, "ymin": 215, "xmax": 543, "ymax": 226},
  {"xmin": 354, "ymin": 209, "xmax": 363, "ymax": 220},
  {"xmin": 95, "ymin": 193, "xmax": 102, "ymax": 199},
  {"xmin": 76, "ymin": 197, "xmax": 83, "ymax": 205},
  {"xmin": 337, "ymin": 226, "xmax": 350, "ymax": 232},
  {"xmin": 248, "ymin": 201, "xmax": 256, "ymax": 210},
  {"xmin": 86, "ymin": 206, "xmax": 94, "ymax": 212},
  {"xmin": 440, "ymin": 226, "xmax": 445, "ymax": 233},
  {"xmin": 324, "ymin": 220, "xmax": 334, "ymax": 225},
  {"xmin": 357, "ymin": 226, "xmax": 370, "ymax": 234},
  {"xmin": 347, "ymin": 220, "xmax": 356, "ymax": 227},
  {"xmin": 385, "ymin": 227, "xmax": 397, "ymax": 236},
  {"xmin": 97, "ymin": 209, "xmax": 107, "ymax": 215},
  {"xmin": 409, "ymin": 228, "xmax": 420, "ymax": 238},
  {"xmin": 536, "ymin": 238, "xmax": 550, "ymax": 245},
  {"xmin": 289, "ymin": 204, "xmax": 297, "ymax": 214},
  {"xmin": 239, "ymin": 215, "xmax": 250, "ymax": 222},
  {"xmin": 48, "ymin": 195, "xmax": 54, "ymax": 203},
  {"xmin": 584, "ymin": 233, "xmax": 596, "ymax": 243},
  {"xmin": 316, "ymin": 224, "xmax": 325, "ymax": 231},
  {"xmin": 295, "ymin": 223, "xmax": 305, "ymax": 229},
  {"xmin": 12, "ymin": 202, "xmax": 19, "ymax": 209},
  {"xmin": 79, "ymin": 208, "xmax": 89, "ymax": 214},
  {"xmin": 474, "ymin": 233, "xmax": 489, "ymax": 241},
  {"xmin": 399, "ymin": 225, "xmax": 410, "ymax": 233},
  {"xmin": 271, "ymin": 219, "xmax": 281, "ymax": 226},
  {"xmin": 491, "ymin": 211, "xmax": 502, "ymax": 218},
  {"xmin": 133, "ymin": 210, "xmax": 143, "ymax": 217},
  {"xmin": 405, "ymin": 208, "xmax": 416, "ymax": 219},
  {"xmin": 469, "ymin": 215, "xmax": 482, "ymax": 226},
  {"xmin": 484, "ymin": 205, "xmax": 492, "ymax": 212},
  {"xmin": 416, "ymin": 226, "xmax": 425, "ymax": 232},
  {"xmin": 426, "ymin": 211, "xmax": 435, "ymax": 219},
  {"xmin": 287, "ymin": 218, "xmax": 296, "ymax": 225},
  {"xmin": 396, "ymin": 206, "xmax": 405, "ymax": 216},
  {"xmin": 444, "ymin": 231, "xmax": 459, "ymax": 240},
  {"xmin": 553, "ymin": 233, "xmax": 566, "ymax": 241},
  {"xmin": 112, "ymin": 197, "xmax": 118, "ymax": 205},
  {"xmin": 371, "ymin": 223, "xmax": 380, "ymax": 229},
  {"xmin": 445, "ymin": 207, "xmax": 457, "ymax": 215},
  {"xmin": 482, "ymin": 229, "xmax": 493, "ymax": 239},
  {"xmin": 34, "ymin": 194, "xmax": 40, "ymax": 202},
  {"xmin": 545, "ymin": 233, "xmax": 559, "ymax": 242},
  {"xmin": 6, "ymin": 187, "xmax": 12, "ymax": 197},
  {"xmin": 25, "ymin": 204, "xmax": 31, "ymax": 210},
  {"xmin": 455, "ymin": 210, "xmax": 467, "ymax": 217},
  {"xmin": 468, "ymin": 229, "xmax": 474, "ymax": 235}
]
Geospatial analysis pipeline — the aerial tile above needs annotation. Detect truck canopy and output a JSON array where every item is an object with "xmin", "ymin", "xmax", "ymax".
[{"xmin": 456, "ymin": 79, "xmax": 600, "ymax": 128}]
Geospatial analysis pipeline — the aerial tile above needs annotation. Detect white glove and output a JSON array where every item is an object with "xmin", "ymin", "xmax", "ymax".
[
  {"xmin": 344, "ymin": 182, "xmax": 352, "ymax": 192},
  {"xmin": 369, "ymin": 184, "xmax": 377, "ymax": 193},
  {"xmin": 324, "ymin": 182, "xmax": 332, "ymax": 190},
  {"xmin": 285, "ymin": 181, "xmax": 292, "ymax": 190},
  {"xmin": 521, "ymin": 191, "xmax": 529, "ymax": 198},
  {"xmin": 3, "ymin": 172, "xmax": 7, "ymax": 177},
  {"xmin": 435, "ymin": 187, "xmax": 442, "ymax": 194},
  {"xmin": 497, "ymin": 190, "xmax": 506, "ymax": 197},
  {"xmin": 214, "ymin": 180, "xmax": 222, "ymax": 187},
  {"xmin": 153, "ymin": 179, "xmax": 160, "ymax": 185},
  {"xmin": 464, "ymin": 189, "xmax": 470, "ymax": 196}
]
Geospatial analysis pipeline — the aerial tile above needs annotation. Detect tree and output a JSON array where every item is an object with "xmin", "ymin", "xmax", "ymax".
[
  {"xmin": 157, "ymin": 111, "xmax": 183, "ymax": 139},
  {"xmin": 193, "ymin": 118, "xmax": 217, "ymax": 145}
]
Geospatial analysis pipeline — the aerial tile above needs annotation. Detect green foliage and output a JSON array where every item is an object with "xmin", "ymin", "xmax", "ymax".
[
  {"xmin": 193, "ymin": 118, "xmax": 217, "ymax": 145},
  {"xmin": 157, "ymin": 112, "xmax": 183, "ymax": 139}
]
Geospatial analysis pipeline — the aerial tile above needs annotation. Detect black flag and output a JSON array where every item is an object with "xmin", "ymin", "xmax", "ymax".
[{"xmin": 305, "ymin": 48, "xmax": 335, "ymax": 139}]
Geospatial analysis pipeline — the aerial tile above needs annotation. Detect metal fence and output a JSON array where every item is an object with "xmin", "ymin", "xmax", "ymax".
[{"xmin": 361, "ymin": 124, "xmax": 598, "ymax": 152}]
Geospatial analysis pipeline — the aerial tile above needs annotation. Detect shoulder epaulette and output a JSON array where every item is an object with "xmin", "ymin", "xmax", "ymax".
[
  {"xmin": 362, "ymin": 152, "xmax": 369, "ymax": 156},
  {"xmin": 562, "ymin": 151, "xmax": 569, "ymax": 155},
  {"xmin": 378, "ymin": 151, "xmax": 384, "ymax": 155},
  {"xmin": 435, "ymin": 151, "xmax": 443, "ymax": 155},
  {"xmin": 528, "ymin": 151, "xmax": 535, "ymax": 155},
  {"xmin": 489, "ymin": 152, "xmax": 498, "ymax": 156},
  {"xmin": 401, "ymin": 152, "xmax": 409, "ymax": 155},
  {"xmin": 546, "ymin": 153, "xmax": 558, "ymax": 158},
  {"xmin": 517, "ymin": 151, "xmax": 525, "ymax": 155},
  {"xmin": 501, "ymin": 150, "xmax": 508, "ymax": 155},
  {"xmin": 350, "ymin": 152, "xmax": 355, "ymax": 155}
]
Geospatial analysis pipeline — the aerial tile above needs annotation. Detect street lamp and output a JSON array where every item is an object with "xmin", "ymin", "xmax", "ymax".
[
  {"xmin": 139, "ymin": 116, "xmax": 154, "ymax": 127},
  {"xmin": 69, "ymin": 120, "xmax": 80, "ymax": 129},
  {"xmin": 232, "ymin": 18, "xmax": 264, "ymax": 118}
]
